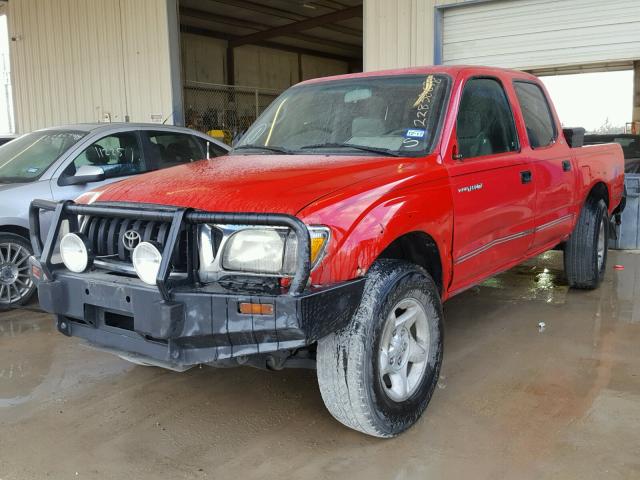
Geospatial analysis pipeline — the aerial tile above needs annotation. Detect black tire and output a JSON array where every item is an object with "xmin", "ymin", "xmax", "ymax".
[
  {"xmin": 316, "ymin": 259, "xmax": 443, "ymax": 438},
  {"xmin": 0, "ymin": 233, "xmax": 36, "ymax": 309},
  {"xmin": 564, "ymin": 198, "xmax": 609, "ymax": 289}
]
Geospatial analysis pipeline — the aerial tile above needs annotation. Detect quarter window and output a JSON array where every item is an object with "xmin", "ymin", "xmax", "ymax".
[
  {"xmin": 456, "ymin": 78, "xmax": 519, "ymax": 159},
  {"xmin": 514, "ymin": 81, "xmax": 557, "ymax": 148}
]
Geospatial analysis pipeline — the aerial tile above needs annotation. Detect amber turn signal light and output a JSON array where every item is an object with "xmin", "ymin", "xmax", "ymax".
[
  {"xmin": 31, "ymin": 263, "xmax": 42, "ymax": 281},
  {"xmin": 238, "ymin": 302, "xmax": 274, "ymax": 315}
]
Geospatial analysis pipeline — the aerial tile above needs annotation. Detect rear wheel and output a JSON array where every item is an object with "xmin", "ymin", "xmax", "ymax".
[
  {"xmin": 0, "ymin": 233, "xmax": 36, "ymax": 309},
  {"xmin": 316, "ymin": 259, "xmax": 443, "ymax": 437},
  {"xmin": 564, "ymin": 198, "xmax": 608, "ymax": 289}
]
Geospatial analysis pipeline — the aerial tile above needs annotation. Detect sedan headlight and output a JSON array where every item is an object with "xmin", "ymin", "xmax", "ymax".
[{"xmin": 220, "ymin": 226, "xmax": 329, "ymax": 275}]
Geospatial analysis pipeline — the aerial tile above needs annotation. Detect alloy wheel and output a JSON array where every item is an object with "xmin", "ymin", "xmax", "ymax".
[
  {"xmin": 378, "ymin": 297, "xmax": 430, "ymax": 402},
  {"xmin": 0, "ymin": 242, "xmax": 33, "ymax": 305}
]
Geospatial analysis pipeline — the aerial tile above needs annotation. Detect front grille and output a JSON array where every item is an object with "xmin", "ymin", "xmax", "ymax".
[{"xmin": 81, "ymin": 216, "xmax": 187, "ymax": 269}]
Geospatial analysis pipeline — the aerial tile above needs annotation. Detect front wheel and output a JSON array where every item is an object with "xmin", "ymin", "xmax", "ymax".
[
  {"xmin": 564, "ymin": 198, "xmax": 609, "ymax": 289},
  {"xmin": 316, "ymin": 259, "xmax": 443, "ymax": 437},
  {"xmin": 0, "ymin": 233, "xmax": 36, "ymax": 309}
]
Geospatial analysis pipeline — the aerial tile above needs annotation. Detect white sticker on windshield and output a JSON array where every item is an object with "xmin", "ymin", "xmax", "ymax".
[
  {"xmin": 27, "ymin": 167, "xmax": 39, "ymax": 173},
  {"xmin": 405, "ymin": 129, "xmax": 426, "ymax": 138}
]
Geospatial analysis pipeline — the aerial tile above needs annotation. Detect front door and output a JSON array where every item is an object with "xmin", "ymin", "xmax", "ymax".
[
  {"xmin": 448, "ymin": 77, "xmax": 535, "ymax": 293},
  {"xmin": 50, "ymin": 131, "xmax": 147, "ymax": 202}
]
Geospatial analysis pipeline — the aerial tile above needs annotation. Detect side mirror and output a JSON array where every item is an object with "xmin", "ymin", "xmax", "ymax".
[
  {"xmin": 563, "ymin": 127, "xmax": 585, "ymax": 148},
  {"xmin": 58, "ymin": 165, "xmax": 106, "ymax": 186}
]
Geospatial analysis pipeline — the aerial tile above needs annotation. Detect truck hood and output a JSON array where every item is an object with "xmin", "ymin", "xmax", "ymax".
[{"xmin": 82, "ymin": 154, "xmax": 419, "ymax": 215}]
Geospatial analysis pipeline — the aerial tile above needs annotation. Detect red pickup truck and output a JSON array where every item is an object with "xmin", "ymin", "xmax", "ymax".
[{"xmin": 30, "ymin": 66, "xmax": 625, "ymax": 438}]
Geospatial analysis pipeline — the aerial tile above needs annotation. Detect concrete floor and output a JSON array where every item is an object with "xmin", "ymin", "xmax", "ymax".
[{"xmin": 1, "ymin": 251, "xmax": 639, "ymax": 480}]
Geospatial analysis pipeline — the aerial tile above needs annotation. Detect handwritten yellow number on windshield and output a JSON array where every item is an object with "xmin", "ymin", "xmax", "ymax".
[
  {"xmin": 265, "ymin": 97, "xmax": 288, "ymax": 146},
  {"xmin": 412, "ymin": 75, "xmax": 435, "ymax": 108}
]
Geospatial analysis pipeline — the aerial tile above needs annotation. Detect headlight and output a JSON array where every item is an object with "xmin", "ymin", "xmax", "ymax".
[
  {"xmin": 222, "ymin": 229, "xmax": 286, "ymax": 273},
  {"xmin": 132, "ymin": 242, "xmax": 162, "ymax": 285},
  {"xmin": 60, "ymin": 233, "xmax": 93, "ymax": 273},
  {"xmin": 220, "ymin": 226, "xmax": 329, "ymax": 275}
]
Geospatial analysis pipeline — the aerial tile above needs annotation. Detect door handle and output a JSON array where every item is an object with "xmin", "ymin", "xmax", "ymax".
[
  {"xmin": 562, "ymin": 160, "xmax": 572, "ymax": 172},
  {"xmin": 520, "ymin": 170, "xmax": 532, "ymax": 184}
]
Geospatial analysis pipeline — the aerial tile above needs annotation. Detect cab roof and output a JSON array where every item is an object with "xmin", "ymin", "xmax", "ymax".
[{"xmin": 297, "ymin": 65, "xmax": 539, "ymax": 86}]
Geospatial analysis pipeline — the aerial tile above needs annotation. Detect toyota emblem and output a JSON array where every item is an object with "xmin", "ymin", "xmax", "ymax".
[{"xmin": 122, "ymin": 230, "xmax": 141, "ymax": 251}]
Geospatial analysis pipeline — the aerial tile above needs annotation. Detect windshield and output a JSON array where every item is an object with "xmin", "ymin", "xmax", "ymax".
[
  {"xmin": 0, "ymin": 130, "xmax": 87, "ymax": 183},
  {"xmin": 235, "ymin": 74, "xmax": 451, "ymax": 157}
]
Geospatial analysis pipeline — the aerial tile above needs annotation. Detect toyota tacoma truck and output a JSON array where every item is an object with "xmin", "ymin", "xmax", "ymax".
[{"xmin": 29, "ymin": 66, "xmax": 625, "ymax": 438}]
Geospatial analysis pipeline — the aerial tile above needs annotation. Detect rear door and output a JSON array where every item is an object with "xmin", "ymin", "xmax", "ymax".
[
  {"xmin": 140, "ymin": 130, "xmax": 208, "ymax": 170},
  {"xmin": 447, "ymin": 76, "xmax": 535, "ymax": 293},
  {"xmin": 513, "ymin": 81, "xmax": 577, "ymax": 250}
]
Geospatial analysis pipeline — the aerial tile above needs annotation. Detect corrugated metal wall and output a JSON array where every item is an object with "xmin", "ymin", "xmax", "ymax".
[
  {"xmin": 180, "ymin": 32, "xmax": 349, "ymax": 88},
  {"xmin": 442, "ymin": 0, "xmax": 640, "ymax": 71},
  {"xmin": 364, "ymin": 0, "xmax": 640, "ymax": 72},
  {"xmin": 8, "ymin": 0, "xmax": 175, "ymax": 133},
  {"xmin": 363, "ymin": 0, "xmax": 459, "ymax": 71},
  {"xmin": 181, "ymin": 33, "xmax": 227, "ymax": 85}
]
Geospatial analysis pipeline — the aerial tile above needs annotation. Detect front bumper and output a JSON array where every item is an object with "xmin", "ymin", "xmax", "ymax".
[
  {"xmin": 36, "ymin": 268, "xmax": 364, "ymax": 367},
  {"xmin": 28, "ymin": 199, "xmax": 364, "ymax": 368}
]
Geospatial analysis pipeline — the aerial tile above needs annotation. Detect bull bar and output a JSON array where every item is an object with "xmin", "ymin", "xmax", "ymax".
[{"xmin": 29, "ymin": 199, "xmax": 312, "ymax": 299}]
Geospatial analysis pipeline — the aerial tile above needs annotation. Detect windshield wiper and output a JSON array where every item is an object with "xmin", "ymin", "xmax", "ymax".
[
  {"xmin": 233, "ymin": 144, "xmax": 294, "ymax": 155},
  {"xmin": 300, "ymin": 143, "xmax": 402, "ymax": 157}
]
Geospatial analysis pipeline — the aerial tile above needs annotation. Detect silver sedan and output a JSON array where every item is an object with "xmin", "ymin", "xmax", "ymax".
[{"xmin": 0, "ymin": 123, "xmax": 229, "ymax": 308}]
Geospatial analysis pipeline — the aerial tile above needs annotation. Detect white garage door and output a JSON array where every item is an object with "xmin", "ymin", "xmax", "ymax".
[{"xmin": 442, "ymin": 0, "xmax": 640, "ymax": 72}]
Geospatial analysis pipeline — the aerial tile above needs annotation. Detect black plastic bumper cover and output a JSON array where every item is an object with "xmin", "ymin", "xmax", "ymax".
[{"xmin": 37, "ymin": 270, "xmax": 365, "ymax": 367}]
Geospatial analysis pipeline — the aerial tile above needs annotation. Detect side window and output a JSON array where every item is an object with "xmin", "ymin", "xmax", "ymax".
[
  {"xmin": 143, "ymin": 131, "xmax": 205, "ymax": 169},
  {"xmin": 456, "ymin": 78, "xmax": 519, "ymax": 159},
  {"xmin": 514, "ymin": 81, "xmax": 557, "ymax": 148},
  {"xmin": 65, "ymin": 132, "xmax": 145, "ymax": 179},
  {"xmin": 195, "ymin": 136, "xmax": 228, "ymax": 158}
]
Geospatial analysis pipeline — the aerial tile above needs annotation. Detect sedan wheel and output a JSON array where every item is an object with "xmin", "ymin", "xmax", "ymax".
[{"xmin": 0, "ymin": 235, "xmax": 35, "ymax": 308}]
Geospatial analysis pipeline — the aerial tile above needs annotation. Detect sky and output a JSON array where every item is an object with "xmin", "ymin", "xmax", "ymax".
[{"xmin": 540, "ymin": 70, "xmax": 634, "ymax": 133}]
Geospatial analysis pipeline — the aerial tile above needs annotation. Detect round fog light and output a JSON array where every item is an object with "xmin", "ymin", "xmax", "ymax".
[
  {"xmin": 132, "ymin": 242, "xmax": 162, "ymax": 285},
  {"xmin": 60, "ymin": 233, "xmax": 92, "ymax": 273}
]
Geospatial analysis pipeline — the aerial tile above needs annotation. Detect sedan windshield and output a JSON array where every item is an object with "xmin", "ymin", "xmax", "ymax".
[
  {"xmin": 235, "ymin": 74, "xmax": 451, "ymax": 157},
  {"xmin": 0, "ymin": 130, "xmax": 86, "ymax": 183}
]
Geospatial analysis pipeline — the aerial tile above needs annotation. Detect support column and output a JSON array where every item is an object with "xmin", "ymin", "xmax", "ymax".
[{"xmin": 634, "ymin": 61, "xmax": 640, "ymax": 134}]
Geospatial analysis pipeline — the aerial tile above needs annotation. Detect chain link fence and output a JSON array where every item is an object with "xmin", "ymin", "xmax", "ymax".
[{"xmin": 183, "ymin": 81, "xmax": 282, "ymax": 145}]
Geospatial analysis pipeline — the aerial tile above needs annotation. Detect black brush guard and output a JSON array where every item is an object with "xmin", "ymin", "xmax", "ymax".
[
  {"xmin": 28, "ymin": 199, "xmax": 365, "ymax": 367},
  {"xmin": 29, "ymin": 199, "xmax": 312, "ymax": 299}
]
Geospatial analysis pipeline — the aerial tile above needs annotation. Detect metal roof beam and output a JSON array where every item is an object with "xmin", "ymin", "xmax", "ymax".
[
  {"xmin": 180, "ymin": 25, "xmax": 359, "ymax": 63},
  {"xmin": 201, "ymin": 0, "xmax": 362, "ymax": 37},
  {"xmin": 229, "ymin": 5, "xmax": 362, "ymax": 48},
  {"xmin": 180, "ymin": 8, "xmax": 361, "ymax": 55},
  {"xmin": 180, "ymin": 8, "xmax": 266, "ymax": 31}
]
